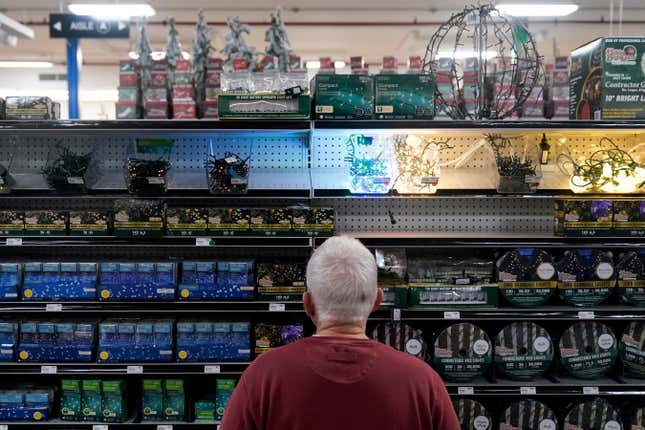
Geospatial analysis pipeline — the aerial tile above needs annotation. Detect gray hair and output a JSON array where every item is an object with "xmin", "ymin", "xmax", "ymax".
[{"xmin": 306, "ymin": 235, "xmax": 378, "ymax": 325}]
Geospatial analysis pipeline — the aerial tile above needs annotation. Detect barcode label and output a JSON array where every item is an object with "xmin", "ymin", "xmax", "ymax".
[
  {"xmin": 195, "ymin": 238, "xmax": 211, "ymax": 247},
  {"xmin": 6, "ymin": 238, "xmax": 22, "ymax": 246},
  {"xmin": 457, "ymin": 386, "xmax": 474, "ymax": 395},
  {"xmin": 93, "ymin": 426, "xmax": 109, "ymax": 430},
  {"xmin": 46, "ymin": 303, "xmax": 62, "ymax": 312},
  {"xmin": 127, "ymin": 365, "xmax": 143, "ymax": 374},
  {"xmin": 444, "ymin": 311, "xmax": 461, "ymax": 320},
  {"xmin": 41, "ymin": 365, "xmax": 57, "ymax": 374},
  {"xmin": 578, "ymin": 311, "xmax": 595, "ymax": 320},
  {"xmin": 520, "ymin": 386, "xmax": 536, "ymax": 395},
  {"xmin": 157, "ymin": 425, "xmax": 173, "ymax": 430},
  {"xmin": 583, "ymin": 386, "xmax": 599, "ymax": 395},
  {"xmin": 147, "ymin": 177, "xmax": 165, "ymax": 184},
  {"xmin": 392, "ymin": 308, "xmax": 401, "ymax": 321},
  {"xmin": 67, "ymin": 177, "xmax": 84, "ymax": 184},
  {"xmin": 204, "ymin": 365, "xmax": 221, "ymax": 374},
  {"xmin": 269, "ymin": 303, "xmax": 285, "ymax": 312}
]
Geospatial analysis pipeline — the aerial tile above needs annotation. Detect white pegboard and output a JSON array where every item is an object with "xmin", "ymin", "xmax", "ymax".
[{"xmin": 319, "ymin": 197, "xmax": 553, "ymax": 234}]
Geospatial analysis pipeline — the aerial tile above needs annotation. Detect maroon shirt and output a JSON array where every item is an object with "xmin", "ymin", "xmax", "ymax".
[{"xmin": 221, "ymin": 336, "xmax": 460, "ymax": 430}]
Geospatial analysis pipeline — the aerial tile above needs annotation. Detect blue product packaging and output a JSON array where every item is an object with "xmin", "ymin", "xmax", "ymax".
[
  {"xmin": 178, "ymin": 262, "xmax": 218, "ymax": 299},
  {"xmin": 216, "ymin": 261, "xmax": 255, "ymax": 300},
  {"xmin": 0, "ymin": 263, "xmax": 20, "ymax": 300},
  {"xmin": 22, "ymin": 262, "xmax": 96, "ymax": 300},
  {"xmin": 98, "ymin": 320, "xmax": 174, "ymax": 362},
  {"xmin": 0, "ymin": 322, "xmax": 17, "ymax": 361},
  {"xmin": 0, "ymin": 390, "xmax": 47, "ymax": 421},
  {"xmin": 177, "ymin": 321, "xmax": 250, "ymax": 362},
  {"xmin": 99, "ymin": 263, "xmax": 176, "ymax": 300},
  {"xmin": 17, "ymin": 321, "xmax": 94, "ymax": 362}
]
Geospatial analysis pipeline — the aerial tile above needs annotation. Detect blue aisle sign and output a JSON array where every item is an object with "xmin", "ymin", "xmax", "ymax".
[{"xmin": 49, "ymin": 14, "xmax": 129, "ymax": 39}]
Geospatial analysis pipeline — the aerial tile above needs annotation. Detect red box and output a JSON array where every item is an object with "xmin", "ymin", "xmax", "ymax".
[
  {"xmin": 206, "ymin": 87, "xmax": 221, "ymax": 101},
  {"xmin": 207, "ymin": 57, "xmax": 224, "ymax": 71},
  {"xmin": 351, "ymin": 69, "xmax": 369, "ymax": 75},
  {"xmin": 119, "ymin": 73, "xmax": 138, "ymax": 87},
  {"xmin": 144, "ymin": 88, "xmax": 167, "ymax": 102},
  {"xmin": 435, "ymin": 71, "xmax": 451, "ymax": 84},
  {"xmin": 552, "ymin": 70, "xmax": 568, "ymax": 85},
  {"xmin": 173, "ymin": 101, "xmax": 196, "ymax": 119},
  {"xmin": 408, "ymin": 56, "xmax": 422, "ymax": 71},
  {"xmin": 350, "ymin": 56, "xmax": 364, "ymax": 70},
  {"xmin": 144, "ymin": 101, "xmax": 168, "ymax": 119},
  {"xmin": 319, "ymin": 57, "xmax": 333, "ymax": 71},
  {"xmin": 555, "ymin": 56, "xmax": 569, "ymax": 69},
  {"xmin": 206, "ymin": 70, "xmax": 221, "ymax": 88},
  {"xmin": 151, "ymin": 71, "xmax": 167, "ymax": 88},
  {"xmin": 175, "ymin": 60, "xmax": 191, "ymax": 72},
  {"xmin": 153, "ymin": 59, "xmax": 167, "ymax": 71},
  {"xmin": 233, "ymin": 58, "xmax": 248, "ymax": 71},
  {"xmin": 173, "ymin": 86, "xmax": 194, "ymax": 100},
  {"xmin": 382, "ymin": 56, "xmax": 397, "ymax": 71},
  {"xmin": 288, "ymin": 55, "xmax": 301, "ymax": 70},
  {"xmin": 202, "ymin": 100, "xmax": 218, "ymax": 118}
]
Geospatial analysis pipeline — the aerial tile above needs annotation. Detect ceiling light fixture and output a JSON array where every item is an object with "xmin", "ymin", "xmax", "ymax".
[
  {"xmin": 128, "ymin": 51, "xmax": 191, "ymax": 60},
  {"xmin": 334, "ymin": 61, "xmax": 346, "ymax": 69},
  {"xmin": 496, "ymin": 3, "xmax": 579, "ymax": 17},
  {"xmin": 305, "ymin": 61, "xmax": 321, "ymax": 69},
  {"xmin": 68, "ymin": 3, "xmax": 156, "ymax": 19},
  {"xmin": 0, "ymin": 61, "xmax": 54, "ymax": 68}
]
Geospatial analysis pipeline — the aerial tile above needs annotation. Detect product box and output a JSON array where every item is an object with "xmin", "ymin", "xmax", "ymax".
[
  {"xmin": 98, "ymin": 262, "xmax": 176, "ymax": 300},
  {"xmin": 254, "ymin": 323, "xmax": 303, "ymax": 355},
  {"xmin": 119, "ymin": 73, "xmax": 138, "ymax": 88},
  {"xmin": 101, "ymin": 380, "xmax": 127, "ymax": 422},
  {"xmin": 81, "ymin": 380, "xmax": 101, "ymax": 421},
  {"xmin": 163, "ymin": 379, "xmax": 185, "ymax": 421},
  {"xmin": 113, "ymin": 199, "xmax": 164, "ymax": 238},
  {"xmin": 176, "ymin": 321, "xmax": 251, "ymax": 362},
  {"xmin": 0, "ymin": 388, "xmax": 51, "ymax": 421},
  {"xmin": 0, "ymin": 263, "xmax": 19, "ymax": 300},
  {"xmin": 166, "ymin": 208, "xmax": 208, "ymax": 236},
  {"xmin": 497, "ymin": 249, "xmax": 557, "ymax": 307},
  {"xmin": 172, "ymin": 86, "xmax": 194, "ymax": 100},
  {"xmin": 0, "ymin": 210, "xmax": 24, "ymax": 236},
  {"xmin": 69, "ymin": 211, "xmax": 109, "ymax": 236},
  {"xmin": 290, "ymin": 208, "xmax": 334, "ymax": 237},
  {"xmin": 119, "ymin": 59, "xmax": 137, "ymax": 74},
  {"xmin": 5, "ymin": 96, "xmax": 54, "ymax": 120},
  {"xmin": 118, "ymin": 87, "xmax": 138, "ymax": 103},
  {"xmin": 257, "ymin": 263, "xmax": 306, "ymax": 301},
  {"xmin": 176, "ymin": 59, "xmax": 192, "ymax": 72},
  {"xmin": 0, "ymin": 321, "xmax": 18, "ymax": 361},
  {"xmin": 195, "ymin": 400, "xmax": 216, "ymax": 421},
  {"xmin": 22, "ymin": 262, "xmax": 97, "ymax": 301},
  {"xmin": 24, "ymin": 210, "xmax": 67, "ymax": 236},
  {"xmin": 141, "ymin": 379, "xmax": 163, "ymax": 421},
  {"xmin": 613, "ymin": 200, "xmax": 645, "ymax": 237},
  {"xmin": 376, "ymin": 249, "xmax": 408, "ymax": 308},
  {"xmin": 17, "ymin": 321, "xmax": 95, "ymax": 362},
  {"xmin": 202, "ymin": 100, "xmax": 219, "ymax": 118},
  {"xmin": 570, "ymin": 37, "xmax": 645, "ymax": 119},
  {"xmin": 178, "ymin": 261, "xmax": 255, "ymax": 300},
  {"xmin": 208, "ymin": 208, "xmax": 250, "ymax": 236},
  {"xmin": 555, "ymin": 199, "xmax": 614, "ymax": 237},
  {"xmin": 98, "ymin": 320, "xmax": 173, "ymax": 362},
  {"xmin": 151, "ymin": 71, "xmax": 168, "ymax": 89},
  {"xmin": 60, "ymin": 379, "xmax": 82, "ymax": 421},
  {"xmin": 374, "ymin": 74, "xmax": 435, "ymax": 119},
  {"xmin": 144, "ymin": 101, "xmax": 168, "ymax": 119},
  {"xmin": 145, "ymin": 88, "xmax": 167, "ymax": 102},
  {"xmin": 249, "ymin": 208, "xmax": 292, "ymax": 236},
  {"xmin": 557, "ymin": 249, "xmax": 616, "ymax": 306},
  {"xmin": 115, "ymin": 102, "xmax": 139, "ymax": 119},
  {"xmin": 173, "ymin": 101, "xmax": 196, "ymax": 119},
  {"xmin": 314, "ymin": 74, "xmax": 374, "ymax": 119},
  {"xmin": 617, "ymin": 250, "xmax": 645, "ymax": 305},
  {"xmin": 175, "ymin": 72, "xmax": 193, "ymax": 86},
  {"xmin": 217, "ymin": 93, "xmax": 311, "ymax": 119},
  {"xmin": 216, "ymin": 379, "xmax": 236, "ymax": 421}
]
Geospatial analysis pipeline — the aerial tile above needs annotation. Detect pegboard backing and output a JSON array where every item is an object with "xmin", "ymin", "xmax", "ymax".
[{"xmin": 319, "ymin": 197, "xmax": 553, "ymax": 234}]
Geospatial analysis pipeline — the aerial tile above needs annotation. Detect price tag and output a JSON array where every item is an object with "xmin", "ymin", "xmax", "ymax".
[
  {"xmin": 6, "ymin": 237, "xmax": 22, "ymax": 246},
  {"xmin": 457, "ymin": 386, "xmax": 474, "ymax": 395},
  {"xmin": 525, "ymin": 175, "xmax": 541, "ymax": 184},
  {"xmin": 0, "ymin": 424, "xmax": 8, "ymax": 430},
  {"xmin": 520, "ymin": 386, "xmax": 536, "ymax": 395},
  {"xmin": 269, "ymin": 303, "xmax": 286, "ymax": 312},
  {"xmin": 66, "ymin": 177, "xmax": 84, "ymax": 185},
  {"xmin": 40, "ymin": 365, "xmax": 57, "ymax": 374},
  {"xmin": 392, "ymin": 308, "xmax": 401, "ymax": 321},
  {"xmin": 195, "ymin": 237, "xmax": 212, "ymax": 247},
  {"xmin": 204, "ymin": 365, "xmax": 221, "ymax": 374},
  {"xmin": 127, "ymin": 365, "xmax": 143, "ymax": 374},
  {"xmin": 583, "ymin": 386, "xmax": 599, "ymax": 395},
  {"xmin": 46, "ymin": 303, "xmax": 62, "ymax": 312},
  {"xmin": 93, "ymin": 425, "xmax": 109, "ymax": 430},
  {"xmin": 420, "ymin": 176, "xmax": 439, "ymax": 185},
  {"xmin": 444, "ymin": 311, "xmax": 461, "ymax": 320},
  {"xmin": 147, "ymin": 177, "xmax": 165, "ymax": 184},
  {"xmin": 157, "ymin": 425, "xmax": 173, "ymax": 430},
  {"xmin": 578, "ymin": 311, "xmax": 595, "ymax": 320}
]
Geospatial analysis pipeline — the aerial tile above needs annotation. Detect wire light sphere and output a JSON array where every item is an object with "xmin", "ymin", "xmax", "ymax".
[{"xmin": 423, "ymin": 3, "xmax": 543, "ymax": 120}]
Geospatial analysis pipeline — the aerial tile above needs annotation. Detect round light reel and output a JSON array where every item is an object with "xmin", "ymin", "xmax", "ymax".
[
  {"xmin": 498, "ymin": 399, "xmax": 557, "ymax": 430},
  {"xmin": 494, "ymin": 321, "xmax": 554, "ymax": 380},
  {"xmin": 559, "ymin": 321, "xmax": 617, "ymax": 379},
  {"xmin": 563, "ymin": 398, "xmax": 623, "ymax": 430},
  {"xmin": 433, "ymin": 322, "xmax": 492, "ymax": 381}
]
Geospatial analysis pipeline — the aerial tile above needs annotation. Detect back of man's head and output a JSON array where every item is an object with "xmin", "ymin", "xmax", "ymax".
[{"xmin": 306, "ymin": 235, "xmax": 378, "ymax": 326}]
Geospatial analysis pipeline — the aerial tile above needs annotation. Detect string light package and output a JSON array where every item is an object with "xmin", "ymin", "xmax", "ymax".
[
  {"xmin": 392, "ymin": 135, "xmax": 452, "ymax": 194},
  {"xmin": 126, "ymin": 157, "xmax": 171, "ymax": 194},
  {"xmin": 486, "ymin": 133, "xmax": 540, "ymax": 194},
  {"xmin": 206, "ymin": 152, "xmax": 250, "ymax": 194},
  {"xmin": 345, "ymin": 134, "xmax": 397, "ymax": 194}
]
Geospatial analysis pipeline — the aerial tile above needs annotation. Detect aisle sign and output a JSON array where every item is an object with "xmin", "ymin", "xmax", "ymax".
[{"xmin": 49, "ymin": 14, "xmax": 130, "ymax": 39}]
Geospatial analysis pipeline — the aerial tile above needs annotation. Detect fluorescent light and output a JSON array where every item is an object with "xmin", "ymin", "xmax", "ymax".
[
  {"xmin": 68, "ymin": 3, "xmax": 155, "ymax": 19},
  {"xmin": 128, "ymin": 51, "xmax": 191, "ymax": 60},
  {"xmin": 0, "ymin": 61, "xmax": 53, "ymax": 68},
  {"xmin": 436, "ymin": 50, "xmax": 497, "ymax": 60},
  {"xmin": 305, "ymin": 61, "xmax": 320, "ymax": 69},
  {"xmin": 334, "ymin": 61, "xmax": 346, "ymax": 69},
  {"xmin": 497, "ymin": 3, "xmax": 578, "ymax": 17}
]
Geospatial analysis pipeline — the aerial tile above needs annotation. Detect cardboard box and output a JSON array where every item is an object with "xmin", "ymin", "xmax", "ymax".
[
  {"xmin": 144, "ymin": 101, "xmax": 168, "ymax": 119},
  {"xmin": 115, "ymin": 102, "xmax": 139, "ymax": 119},
  {"xmin": 118, "ymin": 87, "xmax": 138, "ymax": 103},
  {"xmin": 218, "ymin": 94, "xmax": 310, "ymax": 119},
  {"xmin": 173, "ymin": 101, "xmax": 196, "ymax": 119},
  {"xmin": 202, "ymin": 100, "xmax": 219, "ymax": 118},
  {"xmin": 24, "ymin": 210, "xmax": 67, "ymax": 236},
  {"xmin": 172, "ymin": 86, "xmax": 194, "ymax": 100},
  {"xmin": 141, "ymin": 379, "xmax": 163, "ymax": 421},
  {"xmin": 176, "ymin": 59, "xmax": 192, "ymax": 72},
  {"xmin": 150, "ymin": 71, "xmax": 168, "ymax": 88},
  {"xmin": 69, "ymin": 211, "xmax": 109, "ymax": 236},
  {"xmin": 206, "ymin": 70, "xmax": 221, "ymax": 87},
  {"xmin": 119, "ymin": 73, "xmax": 138, "ymax": 88},
  {"xmin": 166, "ymin": 208, "xmax": 208, "ymax": 236},
  {"xmin": 570, "ymin": 37, "xmax": 645, "ymax": 119},
  {"xmin": 314, "ymin": 74, "xmax": 374, "ymax": 119},
  {"xmin": 374, "ymin": 74, "xmax": 435, "ymax": 119},
  {"xmin": 0, "ymin": 210, "xmax": 24, "ymax": 236},
  {"xmin": 555, "ymin": 199, "xmax": 614, "ymax": 237},
  {"xmin": 613, "ymin": 199, "xmax": 645, "ymax": 237},
  {"xmin": 119, "ymin": 59, "xmax": 137, "ymax": 74},
  {"xmin": 145, "ymin": 88, "xmax": 167, "ymax": 102}
]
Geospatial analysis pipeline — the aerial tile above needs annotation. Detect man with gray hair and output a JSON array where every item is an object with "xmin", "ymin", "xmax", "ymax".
[{"xmin": 221, "ymin": 236, "xmax": 459, "ymax": 430}]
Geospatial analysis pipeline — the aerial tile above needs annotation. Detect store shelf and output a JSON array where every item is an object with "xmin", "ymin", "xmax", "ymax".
[
  {"xmin": 0, "ymin": 119, "xmax": 310, "ymax": 131},
  {"xmin": 313, "ymin": 119, "xmax": 645, "ymax": 130},
  {"xmin": 0, "ymin": 421, "xmax": 220, "ymax": 429},
  {"xmin": 0, "ymin": 362, "xmax": 250, "ymax": 376}
]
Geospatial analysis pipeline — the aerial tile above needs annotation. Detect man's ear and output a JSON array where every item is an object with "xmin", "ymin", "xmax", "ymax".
[
  {"xmin": 372, "ymin": 288, "xmax": 383, "ymax": 312},
  {"xmin": 303, "ymin": 291, "xmax": 316, "ymax": 320}
]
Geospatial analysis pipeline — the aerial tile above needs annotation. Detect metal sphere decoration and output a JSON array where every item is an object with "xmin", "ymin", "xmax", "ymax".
[{"xmin": 423, "ymin": 3, "xmax": 542, "ymax": 120}]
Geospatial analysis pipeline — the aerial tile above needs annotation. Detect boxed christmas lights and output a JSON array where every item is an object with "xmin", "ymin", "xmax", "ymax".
[
  {"xmin": 290, "ymin": 207, "xmax": 334, "ymax": 237},
  {"xmin": 0, "ymin": 387, "xmax": 52, "ymax": 421},
  {"xmin": 5, "ymin": 96, "xmax": 55, "ymax": 120},
  {"xmin": 613, "ymin": 199, "xmax": 645, "ymax": 237},
  {"xmin": 216, "ymin": 379, "xmax": 236, "ymax": 421},
  {"xmin": 207, "ymin": 208, "xmax": 250, "ymax": 236},
  {"xmin": 254, "ymin": 323, "xmax": 303, "ymax": 355},
  {"xmin": 555, "ymin": 198, "xmax": 614, "ymax": 237},
  {"xmin": 166, "ymin": 208, "xmax": 208, "ymax": 236},
  {"xmin": 98, "ymin": 319, "xmax": 173, "ymax": 363},
  {"xmin": 314, "ymin": 74, "xmax": 374, "ymax": 119},
  {"xmin": 374, "ymin": 74, "xmax": 435, "ymax": 119},
  {"xmin": 98, "ymin": 262, "xmax": 176, "ymax": 300},
  {"xmin": 497, "ymin": 249, "xmax": 557, "ymax": 307},
  {"xmin": 60, "ymin": 379, "xmax": 81, "ymax": 420},
  {"xmin": 24, "ymin": 210, "xmax": 67, "ymax": 236},
  {"xmin": 0, "ymin": 210, "xmax": 24, "ymax": 236},
  {"xmin": 61, "ymin": 380, "xmax": 127, "ymax": 423},
  {"xmin": 17, "ymin": 321, "xmax": 95, "ymax": 362},
  {"xmin": 0, "ymin": 263, "xmax": 20, "ymax": 300},
  {"xmin": 617, "ymin": 250, "xmax": 645, "ymax": 305},
  {"xmin": 570, "ymin": 37, "xmax": 645, "ymax": 119},
  {"xmin": 178, "ymin": 260, "xmax": 255, "ymax": 300},
  {"xmin": 21, "ymin": 262, "xmax": 97, "ymax": 301},
  {"xmin": 113, "ymin": 199, "xmax": 165, "ymax": 238},
  {"xmin": 141, "ymin": 379, "xmax": 163, "ymax": 421},
  {"xmin": 69, "ymin": 211, "xmax": 109, "ymax": 236},
  {"xmin": 0, "ymin": 321, "xmax": 17, "ymax": 361},
  {"xmin": 375, "ymin": 249, "xmax": 408, "ymax": 308},
  {"xmin": 80, "ymin": 380, "xmax": 101, "ymax": 421},
  {"xmin": 557, "ymin": 249, "xmax": 616, "ymax": 306},
  {"xmin": 249, "ymin": 208, "xmax": 292, "ymax": 236},
  {"xmin": 176, "ymin": 321, "xmax": 251, "ymax": 362},
  {"xmin": 256, "ymin": 262, "xmax": 306, "ymax": 301},
  {"xmin": 102, "ymin": 380, "xmax": 127, "ymax": 422},
  {"xmin": 194, "ymin": 400, "xmax": 216, "ymax": 421}
]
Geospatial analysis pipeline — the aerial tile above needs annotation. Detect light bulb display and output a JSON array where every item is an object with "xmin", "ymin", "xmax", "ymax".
[{"xmin": 346, "ymin": 134, "xmax": 397, "ymax": 194}]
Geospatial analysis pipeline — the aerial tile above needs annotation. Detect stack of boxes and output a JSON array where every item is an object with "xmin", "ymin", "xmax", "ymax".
[
  {"xmin": 550, "ymin": 56, "xmax": 570, "ymax": 119},
  {"xmin": 408, "ymin": 56, "xmax": 422, "ymax": 73},
  {"xmin": 144, "ymin": 60, "xmax": 169, "ymax": 119},
  {"xmin": 97, "ymin": 319, "xmax": 174, "ymax": 362},
  {"xmin": 318, "ymin": 57, "xmax": 335, "ymax": 74},
  {"xmin": 203, "ymin": 57, "xmax": 223, "ymax": 119},
  {"xmin": 60, "ymin": 379, "xmax": 127, "ymax": 423},
  {"xmin": 116, "ymin": 59, "xmax": 139, "ymax": 119},
  {"xmin": 350, "ymin": 56, "xmax": 369, "ymax": 75},
  {"xmin": 172, "ymin": 59, "xmax": 197, "ymax": 119}
]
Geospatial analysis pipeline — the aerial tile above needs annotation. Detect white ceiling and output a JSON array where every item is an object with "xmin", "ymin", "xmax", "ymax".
[{"xmin": 1, "ymin": 0, "xmax": 645, "ymax": 65}]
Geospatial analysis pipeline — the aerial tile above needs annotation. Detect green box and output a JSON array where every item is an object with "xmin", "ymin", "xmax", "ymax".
[
  {"xmin": 142, "ymin": 379, "xmax": 163, "ymax": 421},
  {"xmin": 69, "ymin": 211, "xmax": 109, "ymax": 236},
  {"xmin": 555, "ymin": 199, "xmax": 614, "ymax": 237},
  {"xmin": 61, "ymin": 379, "xmax": 82, "ymax": 421},
  {"xmin": 218, "ymin": 94, "xmax": 311, "ymax": 119},
  {"xmin": 101, "ymin": 380, "xmax": 127, "ymax": 423},
  {"xmin": 163, "ymin": 379, "xmax": 185, "ymax": 421},
  {"xmin": 249, "ymin": 208, "xmax": 291, "ymax": 236},
  {"xmin": 291, "ymin": 208, "xmax": 334, "ymax": 237},
  {"xmin": 216, "ymin": 379, "xmax": 236, "ymax": 421},
  {"xmin": 314, "ymin": 74, "xmax": 374, "ymax": 119},
  {"xmin": 194, "ymin": 400, "xmax": 216, "ymax": 421},
  {"xmin": 257, "ymin": 263, "xmax": 306, "ymax": 301},
  {"xmin": 207, "ymin": 208, "xmax": 250, "ymax": 236},
  {"xmin": 113, "ymin": 200, "xmax": 164, "ymax": 238},
  {"xmin": 613, "ymin": 200, "xmax": 645, "ymax": 237},
  {"xmin": 570, "ymin": 37, "xmax": 645, "ymax": 119},
  {"xmin": 380, "ymin": 285, "xmax": 409, "ymax": 307},
  {"xmin": 81, "ymin": 380, "xmax": 101, "ymax": 421},
  {"xmin": 0, "ymin": 210, "xmax": 24, "ymax": 236},
  {"xmin": 166, "ymin": 208, "xmax": 208, "ymax": 237},
  {"xmin": 408, "ymin": 283, "xmax": 498, "ymax": 308},
  {"xmin": 24, "ymin": 210, "xmax": 67, "ymax": 236},
  {"xmin": 375, "ymin": 74, "xmax": 435, "ymax": 119}
]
